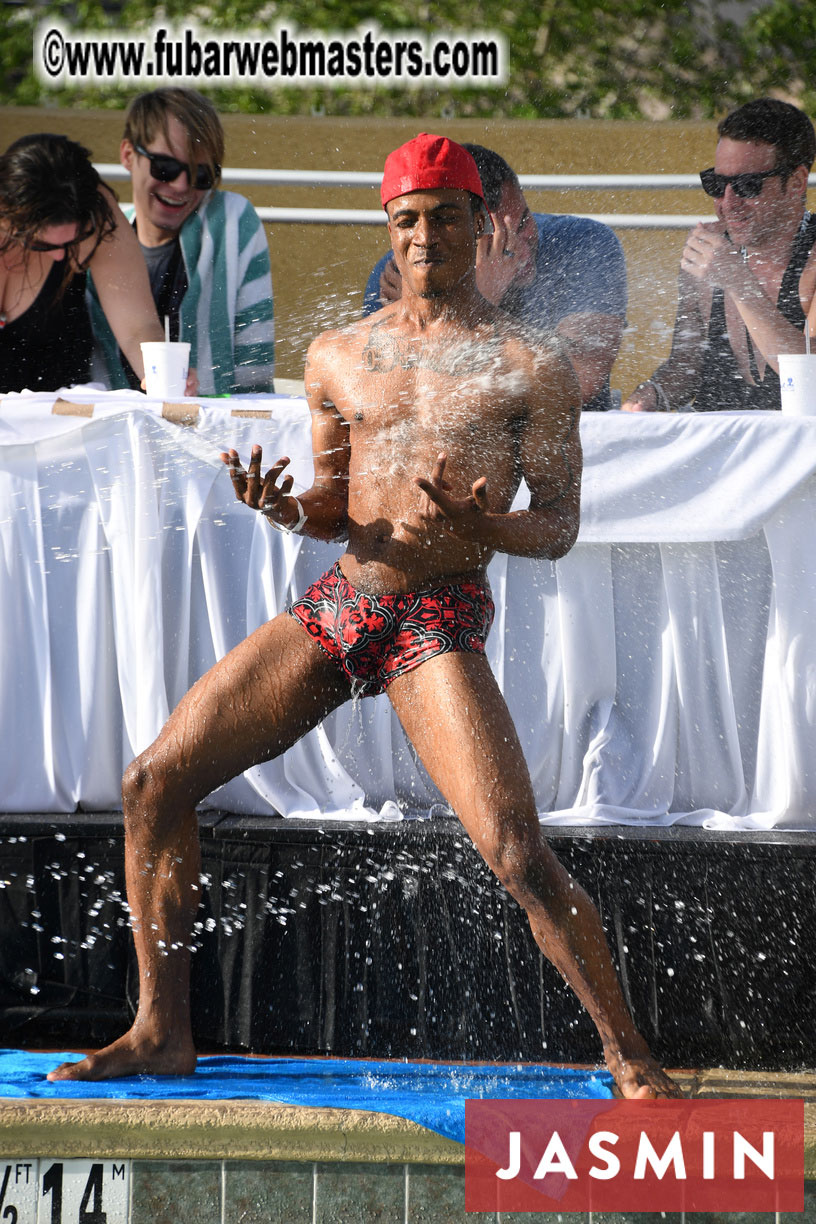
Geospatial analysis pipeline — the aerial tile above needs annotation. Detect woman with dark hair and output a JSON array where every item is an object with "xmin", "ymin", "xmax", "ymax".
[{"xmin": 0, "ymin": 132, "xmax": 166, "ymax": 393}]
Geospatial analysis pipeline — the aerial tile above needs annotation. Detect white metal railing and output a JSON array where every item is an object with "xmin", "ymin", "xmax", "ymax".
[
  {"xmin": 96, "ymin": 164, "xmax": 816, "ymax": 229},
  {"xmin": 97, "ymin": 165, "xmax": 711, "ymax": 190},
  {"xmin": 236, "ymin": 207, "xmax": 714, "ymax": 228}
]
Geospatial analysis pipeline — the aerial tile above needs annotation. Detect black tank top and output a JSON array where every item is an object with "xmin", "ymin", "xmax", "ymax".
[
  {"xmin": 694, "ymin": 213, "xmax": 816, "ymax": 412},
  {"xmin": 0, "ymin": 261, "xmax": 93, "ymax": 393}
]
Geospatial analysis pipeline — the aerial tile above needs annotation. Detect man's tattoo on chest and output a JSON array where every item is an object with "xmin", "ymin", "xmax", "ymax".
[{"xmin": 361, "ymin": 324, "xmax": 503, "ymax": 377}]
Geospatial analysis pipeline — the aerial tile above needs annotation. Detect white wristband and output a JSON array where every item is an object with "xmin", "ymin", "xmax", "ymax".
[{"xmin": 264, "ymin": 496, "xmax": 307, "ymax": 535}]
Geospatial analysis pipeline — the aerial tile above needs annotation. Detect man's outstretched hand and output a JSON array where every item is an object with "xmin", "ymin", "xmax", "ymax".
[
  {"xmin": 415, "ymin": 452, "xmax": 490, "ymax": 538},
  {"xmin": 221, "ymin": 445, "xmax": 300, "ymax": 529}
]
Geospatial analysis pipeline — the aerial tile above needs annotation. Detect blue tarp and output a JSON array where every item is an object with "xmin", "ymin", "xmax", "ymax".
[{"xmin": 0, "ymin": 1050, "xmax": 613, "ymax": 1143}]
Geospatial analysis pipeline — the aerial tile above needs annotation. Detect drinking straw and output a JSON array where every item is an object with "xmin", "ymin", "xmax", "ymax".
[{"xmin": 164, "ymin": 315, "xmax": 170, "ymax": 342}]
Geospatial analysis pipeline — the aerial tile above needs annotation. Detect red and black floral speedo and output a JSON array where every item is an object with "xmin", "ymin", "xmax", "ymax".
[{"xmin": 288, "ymin": 562, "xmax": 494, "ymax": 697}]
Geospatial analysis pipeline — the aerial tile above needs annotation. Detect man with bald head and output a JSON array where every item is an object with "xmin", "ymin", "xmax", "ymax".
[{"xmin": 50, "ymin": 134, "xmax": 678, "ymax": 1099}]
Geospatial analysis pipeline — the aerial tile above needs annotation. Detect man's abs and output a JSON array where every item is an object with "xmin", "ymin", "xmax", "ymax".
[{"xmin": 341, "ymin": 517, "xmax": 492, "ymax": 596}]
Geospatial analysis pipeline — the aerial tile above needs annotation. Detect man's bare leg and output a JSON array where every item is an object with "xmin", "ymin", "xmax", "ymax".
[
  {"xmin": 387, "ymin": 652, "xmax": 681, "ymax": 1099},
  {"xmin": 49, "ymin": 615, "xmax": 350, "ymax": 1081}
]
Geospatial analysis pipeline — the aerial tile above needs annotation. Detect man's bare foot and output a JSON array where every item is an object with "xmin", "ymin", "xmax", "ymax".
[
  {"xmin": 605, "ymin": 1046, "xmax": 684, "ymax": 1099},
  {"xmin": 47, "ymin": 1028, "xmax": 196, "ymax": 1082}
]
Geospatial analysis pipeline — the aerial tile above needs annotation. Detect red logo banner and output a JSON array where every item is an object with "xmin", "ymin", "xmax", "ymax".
[{"xmin": 465, "ymin": 1098, "xmax": 804, "ymax": 1213}]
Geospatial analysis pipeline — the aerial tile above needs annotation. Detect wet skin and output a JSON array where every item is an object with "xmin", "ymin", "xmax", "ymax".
[
  {"xmin": 49, "ymin": 187, "xmax": 680, "ymax": 1098},
  {"xmin": 374, "ymin": 178, "xmax": 623, "ymax": 406}
]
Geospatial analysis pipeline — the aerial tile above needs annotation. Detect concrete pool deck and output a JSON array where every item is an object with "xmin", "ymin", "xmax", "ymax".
[
  {"xmin": 1, "ymin": 1066, "xmax": 814, "ymax": 1170},
  {"xmin": 1, "ymin": 1065, "xmax": 814, "ymax": 1223}
]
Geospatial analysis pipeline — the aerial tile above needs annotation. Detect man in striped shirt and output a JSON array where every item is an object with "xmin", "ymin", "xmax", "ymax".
[{"xmin": 90, "ymin": 87, "xmax": 275, "ymax": 396}]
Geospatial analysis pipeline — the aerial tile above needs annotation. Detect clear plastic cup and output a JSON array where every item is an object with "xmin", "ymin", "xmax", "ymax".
[
  {"xmin": 778, "ymin": 353, "xmax": 816, "ymax": 416},
  {"xmin": 140, "ymin": 341, "xmax": 191, "ymax": 399}
]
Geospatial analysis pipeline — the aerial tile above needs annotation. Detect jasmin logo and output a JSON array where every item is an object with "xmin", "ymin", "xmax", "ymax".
[{"xmin": 465, "ymin": 1098, "xmax": 803, "ymax": 1212}]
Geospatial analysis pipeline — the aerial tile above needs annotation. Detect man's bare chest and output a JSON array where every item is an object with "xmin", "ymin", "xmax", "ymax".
[{"xmin": 359, "ymin": 321, "xmax": 514, "ymax": 378}]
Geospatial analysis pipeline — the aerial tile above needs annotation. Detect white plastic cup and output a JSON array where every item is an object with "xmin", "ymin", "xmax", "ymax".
[
  {"xmin": 778, "ymin": 353, "xmax": 816, "ymax": 416},
  {"xmin": 140, "ymin": 341, "xmax": 190, "ymax": 399}
]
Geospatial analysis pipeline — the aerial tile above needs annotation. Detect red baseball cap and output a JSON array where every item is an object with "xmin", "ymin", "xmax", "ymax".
[{"xmin": 380, "ymin": 133, "xmax": 485, "ymax": 207}]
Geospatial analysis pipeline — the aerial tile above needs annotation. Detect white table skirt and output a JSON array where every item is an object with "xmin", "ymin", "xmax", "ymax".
[{"xmin": 1, "ymin": 388, "xmax": 815, "ymax": 829}]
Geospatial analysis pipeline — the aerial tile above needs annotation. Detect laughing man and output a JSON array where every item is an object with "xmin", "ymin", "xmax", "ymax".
[{"xmin": 90, "ymin": 87, "xmax": 275, "ymax": 396}]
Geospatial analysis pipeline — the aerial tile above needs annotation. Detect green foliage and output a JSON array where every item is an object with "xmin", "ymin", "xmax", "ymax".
[
  {"xmin": 739, "ymin": 0, "xmax": 816, "ymax": 112},
  {"xmin": 1, "ymin": 0, "xmax": 813, "ymax": 117}
]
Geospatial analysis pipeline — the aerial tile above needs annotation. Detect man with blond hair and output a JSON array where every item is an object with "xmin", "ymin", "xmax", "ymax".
[{"xmin": 90, "ymin": 87, "xmax": 275, "ymax": 395}]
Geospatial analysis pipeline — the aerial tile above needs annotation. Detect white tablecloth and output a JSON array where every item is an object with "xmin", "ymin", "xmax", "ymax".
[{"xmin": 2, "ymin": 388, "xmax": 815, "ymax": 829}]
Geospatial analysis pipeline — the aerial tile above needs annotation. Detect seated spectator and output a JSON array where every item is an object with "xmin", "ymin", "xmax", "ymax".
[
  {"xmin": 0, "ymin": 133, "xmax": 165, "ymax": 394},
  {"xmin": 623, "ymin": 98, "xmax": 816, "ymax": 413},
  {"xmin": 363, "ymin": 142, "xmax": 627, "ymax": 411},
  {"xmin": 91, "ymin": 88, "xmax": 275, "ymax": 396}
]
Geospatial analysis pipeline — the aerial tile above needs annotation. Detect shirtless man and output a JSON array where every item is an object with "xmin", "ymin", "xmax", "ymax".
[
  {"xmin": 49, "ymin": 134, "xmax": 678, "ymax": 1098},
  {"xmin": 363, "ymin": 142, "xmax": 627, "ymax": 413}
]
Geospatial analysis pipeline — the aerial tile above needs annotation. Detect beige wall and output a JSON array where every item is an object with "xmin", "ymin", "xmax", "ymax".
[{"xmin": 5, "ymin": 108, "xmax": 813, "ymax": 389}]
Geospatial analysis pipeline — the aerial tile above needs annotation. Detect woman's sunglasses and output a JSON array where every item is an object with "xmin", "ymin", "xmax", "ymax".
[
  {"xmin": 26, "ymin": 225, "xmax": 97, "ymax": 253},
  {"xmin": 134, "ymin": 144, "xmax": 219, "ymax": 190},
  {"xmin": 699, "ymin": 166, "xmax": 787, "ymax": 199}
]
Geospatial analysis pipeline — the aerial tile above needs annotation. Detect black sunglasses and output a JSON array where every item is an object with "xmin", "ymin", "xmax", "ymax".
[
  {"xmin": 699, "ymin": 166, "xmax": 788, "ymax": 199},
  {"xmin": 134, "ymin": 143, "xmax": 219, "ymax": 190},
  {"xmin": 26, "ymin": 224, "xmax": 97, "ymax": 253}
]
